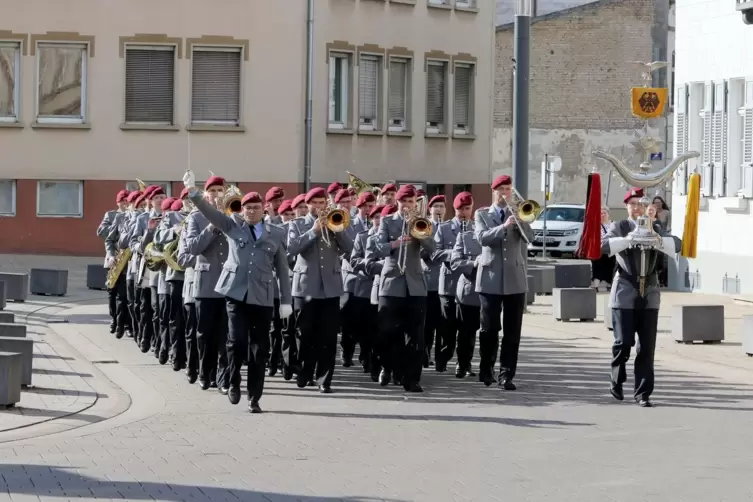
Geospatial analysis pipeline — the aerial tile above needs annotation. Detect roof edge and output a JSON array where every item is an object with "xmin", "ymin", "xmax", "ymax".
[{"xmin": 496, "ymin": 0, "xmax": 624, "ymax": 31}]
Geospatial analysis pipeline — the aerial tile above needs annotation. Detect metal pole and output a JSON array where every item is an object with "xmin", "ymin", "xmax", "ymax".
[
  {"xmin": 604, "ymin": 168, "xmax": 613, "ymax": 207},
  {"xmin": 303, "ymin": 0, "xmax": 315, "ymax": 191},
  {"xmin": 512, "ymin": 0, "xmax": 532, "ymax": 199},
  {"xmin": 542, "ymin": 154, "xmax": 549, "ymax": 259}
]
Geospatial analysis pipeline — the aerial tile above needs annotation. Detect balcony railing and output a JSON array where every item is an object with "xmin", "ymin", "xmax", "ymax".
[{"xmin": 737, "ymin": 0, "xmax": 753, "ymax": 10}]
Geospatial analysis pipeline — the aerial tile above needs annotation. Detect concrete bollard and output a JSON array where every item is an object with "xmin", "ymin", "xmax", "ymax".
[
  {"xmin": 0, "ymin": 352, "xmax": 23, "ymax": 408},
  {"xmin": 0, "ymin": 273, "xmax": 29, "ymax": 302},
  {"xmin": 30, "ymin": 269, "xmax": 69, "ymax": 296},
  {"xmin": 672, "ymin": 304, "xmax": 725, "ymax": 344},
  {"xmin": 553, "ymin": 288, "xmax": 597, "ymax": 322},
  {"xmin": 0, "ymin": 324, "xmax": 26, "ymax": 338},
  {"xmin": 553, "ymin": 261, "xmax": 592, "ymax": 289}
]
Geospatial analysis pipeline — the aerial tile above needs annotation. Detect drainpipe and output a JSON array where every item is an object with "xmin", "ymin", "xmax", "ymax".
[{"xmin": 304, "ymin": 0, "xmax": 315, "ymax": 191}]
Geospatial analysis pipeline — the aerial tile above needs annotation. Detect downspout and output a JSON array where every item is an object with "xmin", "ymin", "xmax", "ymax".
[{"xmin": 304, "ymin": 0, "xmax": 315, "ymax": 191}]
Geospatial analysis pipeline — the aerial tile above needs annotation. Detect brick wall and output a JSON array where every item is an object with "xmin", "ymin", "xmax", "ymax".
[{"xmin": 494, "ymin": 0, "xmax": 657, "ymax": 131}]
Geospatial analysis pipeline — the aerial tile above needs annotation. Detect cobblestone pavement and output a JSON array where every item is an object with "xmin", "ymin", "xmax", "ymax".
[{"xmin": 1, "ymin": 255, "xmax": 753, "ymax": 501}]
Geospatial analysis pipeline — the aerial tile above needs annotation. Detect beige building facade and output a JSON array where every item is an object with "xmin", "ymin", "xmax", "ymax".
[{"xmin": 0, "ymin": 0, "xmax": 495, "ymax": 255}]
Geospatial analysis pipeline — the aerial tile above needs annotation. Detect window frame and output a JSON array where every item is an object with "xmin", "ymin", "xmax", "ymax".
[
  {"xmin": 0, "ymin": 180, "xmax": 17, "ymax": 217},
  {"xmin": 455, "ymin": 0, "xmax": 476, "ymax": 8},
  {"xmin": 36, "ymin": 180, "xmax": 84, "ymax": 218},
  {"xmin": 189, "ymin": 45, "xmax": 244, "ymax": 126},
  {"xmin": 328, "ymin": 51, "xmax": 353, "ymax": 130},
  {"xmin": 0, "ymin": 42, "xmax": 21, "ymax": 123},
  {"xmin": 357, "ymin": 53, "xmax": 383, "ymax": 132},
  {"xmin": 387, "ymin": 56, "xmax": 411, "ymax": 133},
  {"xmin": 123, "ymin": 44, "xmax": 178, "ymax": 126},
  {"xmin": 425, "ymin": 59, "xmax": 449, "ymax": 135},
  {"xmin": 35, "ymin": 41, "xmax": 88, "ymax": 125},
  {"xmin": 452, "ymin": 61, "xmax": 475, "ymax": 136}
]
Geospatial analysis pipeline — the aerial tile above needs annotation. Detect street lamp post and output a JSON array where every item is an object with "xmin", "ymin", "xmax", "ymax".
[{"xmin": 513, "ymin": 0, "xmax": 532, "ymax": 198}]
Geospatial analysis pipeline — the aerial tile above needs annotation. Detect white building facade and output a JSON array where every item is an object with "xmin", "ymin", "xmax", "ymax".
[{"xmin": 673, "ymin": 0, "xmax": 753, "ymax": 295}]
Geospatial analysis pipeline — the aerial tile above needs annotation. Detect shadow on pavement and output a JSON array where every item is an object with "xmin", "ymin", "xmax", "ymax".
[{"xmin": 0, "ymin": 464, "xmax": 400, "ymax": 502}]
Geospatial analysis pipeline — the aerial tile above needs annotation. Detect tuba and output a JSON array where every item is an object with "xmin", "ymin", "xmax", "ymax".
[
  {"xmin": 347, "ymin": 171, "xmax": 381, "ymax": 198},
  {"xmin": 221, "ymin": 184, "xmax": 244, "ymax": 215},
  {"xmin": 397, "ymin": 196, "xmax": 433, "ymax": 274}
]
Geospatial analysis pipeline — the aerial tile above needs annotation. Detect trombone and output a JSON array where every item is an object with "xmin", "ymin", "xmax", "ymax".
[
  {"xmin": 397, "ymin": 196, "xmax": 433, "ymax": 274},
  {"xmin": 319, "ymin": 201, "xmax": 351, "ymax": 247},
  {"xmin": 502, "ymin": 187, "xmax": 541, "ymax": 245}
]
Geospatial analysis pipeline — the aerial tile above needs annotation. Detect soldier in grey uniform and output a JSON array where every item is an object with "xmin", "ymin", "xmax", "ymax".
[
  {"xmin": 371, "ymin": 185, "xmax": 437, "ymax": 393},
  {"xmin": 273, "ymin": 200, "xmax": 298, "ymax": 379},
  {"xmin": 184, "ymin": 171, "xmax": 292, "ymax": 413},
  {"xmin": 123, "ymin": 190, "xmax": 147, "ymax": 343},
  {"xmin": 339, "ymin": 189, "xmax": 373, "ymax": 368},
  {"xmin": 99, "ymin": 189, "xmax": 129, "ymax": 334},
  {"xmin": 263, "ymin": 186, "xmax": 286, "ymax": 376},
  {"xmin": 264, "ymin": 186, "xmax": 285, "ymax": 225},
  {"xmin": 287, "ymin": 187, "xmax": 353, "ymax": 393},
  {"xmin": 177, "ymin": 212, "xmax": 199, "ymax": 384},
  {"xmin": 474, "ymin": 175, "xmax": 533, "ymax": 389},
  {"xmin": 101, "ymin": 189, "xmax": 132, "ymax": 338},
  {"xmin": 450, "ymin": 192, "xmax": 481, "ymax": 378},
  {"xmin": 183, "ymin": 175, "xmax": 230, "ymax": 392},
  {"xmin": 602, "ymin": 187, "xmax": 681, "ymax": 407},
  {"xmin": 422, "ymin": 195, "xmax": 445, "ymax": 368},
  {"xmin": 151, "ymin": 197, "xmax": 176, "ymax": 364}
]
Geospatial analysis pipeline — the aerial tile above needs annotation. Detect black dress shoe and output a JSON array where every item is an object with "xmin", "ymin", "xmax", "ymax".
[
  {"xmin": 283, "ymin": 367, "xmax": 293, "ymax": 381},
  {"xmin": 403, "ymin": 382, "xmax": 423, "ymax": 393},
  {"xmin": 455, "ymin": 364, "xmax": 467, "ymax": 379},
  {"xmin": 219, "ymin": 386, "xmax": 229, "ymax": 396},
  {"xmin": 480, "ymin": 374, "xmax": 494, "ymax": 387},
  {"xmin": 636, "ymin": 397, "xmax": 653, "ymax": 407},
  {"xmin": 342, "ymin": 358, "xmax": 353, "ymax": 368},
  {"xmin": 296, "ymin": 377, "xmax": 307, "ymax": 389},
  {"xmin": 379, "ymin": 370, "xmax": 391, "ymax": 386},
  {"xmin": 115, "ymin": 330, "xmax": 124, "ymax": 340},
  {"xmin": 319, "ymin": 385, "xmax": 333, "ymax": 394},
  {"xmin": 370, "ymin": 371, "xmax": 380, "ymax": 383},
  {"xmin": 466, "ymin": 367, "xmax": 476, "ymax": 377},
  {"xmin": 187, "ymin": 372, "xmax": 198, "ymax": 384},
  {"xmin": 248, "ymin": 401, "xmax": 262, "ymax": 413},
  {"xmin": 172, "ymin": 361, "xmax": 181, "ymax": 372},
  {"xmin": 610, "ymin": 383, "xmax": 624, "ymax": 401},
  {"xmin": 499, "ymin": 379, "xmax": 516, "ymax": 391},
  {"xmin": 306, "ymin": 380, "xmax": 316, "ymax": 387},
  {"xmin": 267, "ymin": 367, "xmax": 278, "ymax": 377},
  {"xmin": 209, "ymin": 381, "xmax": 218, "ymax": 389},
  {"xmin": 109, "ymin": 323, "xmax": 116, "ymax": 334},
  {"xmin": 125, "ymin": 329, "xmax": 134, "ymax": 338},
  {"xmin": 227, "ymin": 387, "xmax": 241, "ymax": 405},
  {"xmin": 158, "ymin": 351, "xmax": 168, "ymax": 365},
  {"xmin": 198, "ymin": 379, "xmax": 210, "ymax": 390},
  {"xmin": 139, "ymin": 343, "xmax": 150, "ymax": 354}
]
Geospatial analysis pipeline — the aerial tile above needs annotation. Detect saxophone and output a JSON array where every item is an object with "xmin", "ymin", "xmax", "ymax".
[
  {"xmin": 163, "ymin": 216, "xmax": 188, "ymax": 272},
  {"xmin": 105, "ymin": 248, "xmax": 131, "ymax": 289}
]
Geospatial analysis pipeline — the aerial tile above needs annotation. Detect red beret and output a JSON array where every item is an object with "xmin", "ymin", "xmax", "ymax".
[
  {"xmin": 380, "ymin": 183, "xmax": 397, "ymax": 194},
  {"xmin": 453, "ymin": 191, "xmax": 474, "ymax": 209},
  {"xmin": 291, "ymin": 194, "xmax": 307, "ymax": 209},
  {"xmin": 327, "ymin": 182, "xmax": 343, "ymax": 194},
  {"xmin": 428, "ymin": 195, "xmax": 445, "ymax": 207},
  {"xmin": 116, "ymin": 189, "xmax": 130, "ymax": 203},
  {"xmin": 161, "ymin": 197, "xmax": 177, "ymax": 212},
  {"xmin": 278, "ymin": 199, "xmax": 293, "ymax": 214},
  {"xmin": 381, "ymin": 204, "xmax": 398, "ymax": 217},
  {"xmin": 126, "ymin": 190, "xmax": 142, "ymax": 203},
  {"xmin": 623, "ymin": 187, "xmax": 645, "ymax": 203},
  {"xmin": 491, "ymin": 175, "xmax": 512, "ymax": 189},
  {"xmin": 148, "ymin": 187, "xmax": 165, "ymax": 200},
  {"xmin": 265, "ymin": 186, "xmax": 285, "ymax": 202},
  {"xmin": 134, "ymin": 194, "xmax": 148, "ymax": 208},
  {"xmin": 143, "ymin": 185, "xmax": 159, "ymax": 197},
  {"xmin": 369, "ymin": 204, "xmax": 385, "ymax": 218},
  {"xmin": 179, "ymin": 187, "xmax": 190, "ymax": 200},
  {"xmin": 396, "ymin": 185, "xmax": 416, "ymax": 200},
  {"xmin": 241, "ymin": 192, "xmax": 263, "ymax": 206},
  {"xmin": 416, "ymin": 189, "xmax": 426, "ymax": 198},
  {"xmin": 204, "ymin": 176, "xmax": 225, "ymax": 191},
  {"xmin": 334, "ymin": 188, "xmax": 352, "ymax": 203},
  {"xmin": 305, "ymin": 187, "xmax": 327, "ymax": 203},
  {"xmin": 170, "ymin": 199, "xmax": 183, "ymax": 212},
  {"xmin": 355, "ymin": 191, "xmax": 377, "ymax": 207}
]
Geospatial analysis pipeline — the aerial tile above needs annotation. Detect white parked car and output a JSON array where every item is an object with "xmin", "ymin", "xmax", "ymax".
[{"xmin": 527, "ymin": 203, "xmax": 586, "ymax": 258}]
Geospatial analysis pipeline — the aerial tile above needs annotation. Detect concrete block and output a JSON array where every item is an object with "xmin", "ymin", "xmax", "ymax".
[
  {"xmin": 0, "ymin": 313, "xmax": 13, "ymax": 323},
  {"xmin": 0, "ymin": 273, "xmax": 28, "ymax": 302},
  {"xmin": 526, "ymin": 275, "xmax": 535, "ymax": 305},
  {"xmin": 554, "ymin": 262, "xmax": 592, "ymax": 288},
  {"xmin": 30, "ymin": 268, "xmax": 68, "ymax": 296},
  {"xmin": 0, "ymin": 337, "xmax": 32, "ymax": 386},
  {"xmin": 87, "ymin": 264, "xmax": 107, "ymax": 290},
  {"xmin": 0, "ymin": 281, "xmax": 5, "ymax": 310},
  {"xmin": 527, "ymin": 265, "xmax": 555, "ymax": 295},
  {"xmin": 553, "ymin": 288, "xmax": 597, "ymax": 322},
  {"xmin": 604, "ymin": 297, "xmax": 613, "ymax": 331},
  {"xmin": 0, "ymin": 351, "xmax": 23, "ymax": 408},
  {"xmin": 672, "ymin": 304, "xmax": 725, "ymax": 344},
  {"xmin": 744, "ymin": 316, "xmax": 753, "ymax": 356},
  {"xmin": 0, "ymin": 323, "xmax": 25, "ymax": 338}
]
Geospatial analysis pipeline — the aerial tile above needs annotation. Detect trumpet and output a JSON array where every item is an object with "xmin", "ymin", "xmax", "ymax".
[
  {"xmin": 221, "ymin": 184, "xmax": 243, "ymax": 215},
  {"xmin": 502, "ymin": 187, "xmax": 541, "ymax": 245},
  {"xmin": 397, "ymin": 196, "xmax": 433, "ymax": 274},
  {"xmin": 319, "ymin": 202, "xmax": 351, "ymax": 247}
]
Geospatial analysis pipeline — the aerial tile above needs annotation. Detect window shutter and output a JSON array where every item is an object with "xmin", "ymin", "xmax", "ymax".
[
  {"xmin": 125, "ymin": 48, "xmax": 175, "ymax": 123},
  {"xmin": 388, "ymin": 59, "xmax": 407, "ymax": 127},
  {"xmin": 700, "ymin": 82, "xmax": 714, "ymax": 196},
  {"xmin": 454, "ymin": 64, "xmax": 471, "ymax": 131},
  {"xmin": 712, "ymin": 81, "xmax": 727, "ymax": 196},
  {"xmin": 742, "ymin": 81, "xmax": 753, "ymax": 198},
  {"xmin": 675, "ymin": 85, "xmax": 688, "ymax": 195},
  {"xmin": 359, "ymin": 56, "xmax": 379, "ymax": 127},
  {"xmin": 191, "ymin": 50, "xmax": 241, "ymax": 124},
  {"xmin": 426, "ymin": 62, "xmax": 445, "ymax": 130}
]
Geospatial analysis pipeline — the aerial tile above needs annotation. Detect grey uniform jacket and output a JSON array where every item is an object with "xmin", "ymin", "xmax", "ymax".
[
  {"xmin": 342, "ymin": 216, "xmax": 369, "ymax": 293},
  {"xmin": 365, "ymin": 234, "xmax": 383, "ymax": 305},
  {"xmin": 265, "ymin": 213, "xmax": 283, "ymax": 226},
  {"xmin": 433, "ymin": 218, "xmax": 464, "ymax": 297},
  {"xmin": 98, "ymin": 210, "xmax": 117, "ymax": 264},
  {"xmin": 371, "ymin": 213, "xmax": 437, "ymax": 298},
  {"xmin": 602, "ymin": 219, "xmax": 681, "ymax": 310},
  {"xmin": 451, "ymin": 230, "xmax": 482, "ymax": 307},
  {"xmin": 119, "ymin": 210, "xmax": 142, "ymax": 279},
  {"xmin": 189, "ymin": 193, "xmax": 292, "ymax": 307},
  {"xmin": 129, "ymin": 210, "xmax": 161, "ymax": 288},
  {"xmin": 177, "ymin": 226, "xmax": 197, "ymax": 305},
  {"xmin": 288, "ymin": 213, "xmax": 354, "ymax": 299},
  {"xmin": 104, "ymin": 211, "xmax": 130, "ymax": 274},
  {"xmin": 184, "ymin": 205, "xmax": 229, "ymax": 300},
  {"xmin": 154, "ymin": 211, "xmax": 186, "ymax": 282},
  {"xmin": 474, "ymin": 205, "xmax": 533, "ymax": 296},
  {"xmin": 422, "ymin": 220, "xmax": 442, "ymax": 292},
  {"xmin": 350, "ymin": 229, "xmax": 383, "ymax": 299}
]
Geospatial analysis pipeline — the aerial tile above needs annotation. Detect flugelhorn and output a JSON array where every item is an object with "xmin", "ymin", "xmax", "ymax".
[
  {"xmin": 397, "ymin": 196, "xmax": 433, "ymax": 274},
  {"xmin": 222, "ymin": 184, "xmax": 243, "ymax": 215}
]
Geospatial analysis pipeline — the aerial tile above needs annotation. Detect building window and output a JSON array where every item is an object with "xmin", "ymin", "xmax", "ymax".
[
  {"xmin": 124, "ymin": 181, "xmax": 172, "ymax": 197},
  {"xmin": 455, "ymin": 0, "xmax": 476, "ymax": 7},
  {"xmin": 710, "ymin": 81, "xmax": 727, "ymax": 197},
  {"xmin": 453, "ymin": 63, "xmax": 474, "ymax": 135},
  {"xmin": 0, "ymin": 180, "xmax": 16, "ymax": 216},
  {"xmin": 124, "ymin": 46, "xmax": 175, "ymax": 124},
  {"xmin": 674, "ymin": 84, "xmax": 689, "ymax": 195},
  {"xmin": 428, "ymin": 0, "xmax": 451, "ymax": 5},
  {"xmin": 358, "ymin": 54, "xmax": 381, "ymax": 131},
  {"xmin": 0, "ymin": 42, "xmax": 21, "ymax": 123},
  {"xmin": 191, "ymin": 47, "xmax": 242, "ymax": 125},
  {"xmin": 388, "ymin": 57, "xmax": 410, "ymax": 132},
  {"xmin": 699, "ymin": 83, "xmax": 714, "ymax": 196},
  {"xmin": 740, "ymin": 80, "xmax": 753, "ymax": 198},
  {"xmin": 36, "ymin": 43, "xmax": 87, "ymax": 124},
  {"xmin": 452, "ymin": 184, "xmax": 472, "ymax": 197},
  {"xmin": 37, "ymin": 181, "xmax": 83, "ymax": 218},
  {"xmin": 329, "ymin": 52, "xmax": 351, "ymax": 129},
  {"xmin": 426, "ymin": 60, "xmax": 447, "ymax": 134}
]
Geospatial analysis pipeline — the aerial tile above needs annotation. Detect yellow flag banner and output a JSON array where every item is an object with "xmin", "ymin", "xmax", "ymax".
[{"xmin": 630, "ymin": 88, "xmax": 668, "ymax": 119}]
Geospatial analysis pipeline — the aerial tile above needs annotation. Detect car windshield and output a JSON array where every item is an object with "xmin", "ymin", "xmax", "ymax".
[{"xmin": 536, "ymin": 207, "xmax": 584, "ymax": 222}]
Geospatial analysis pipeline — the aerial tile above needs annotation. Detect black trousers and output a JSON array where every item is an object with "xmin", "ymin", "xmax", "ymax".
[
  {"xmin": 478, "ymin": 292, "xmax": 526, "ymax": 381},
  {"xmin": 138, "ymin": 286, "xmax": 154, "ymax": 351},
  {"xmin": 109, "ymin": 271, "xmax": 130, "ymax": 335},
  {"xmin": 456, "ymin": 303, "xmax": 479, "ymax": 369},
  {"xmin": 157, "ymin": 292, "xmax": 169, "ymax": 359},
  {"xmin": 351, "ymin": 296, "xmax": 378, "ymax": 373},
  {"xmin": 126, "ymin": 277, "xmax": 139, "ymax": 337},
  {"xmin": 107, "ymin": 283, "xmax": 117, "ymax": 325},
  {"xmin": 196, "ymin": 297, "xmax": 229, "ymax": 387},
  {"xmin": 423, "ymin": 291, "xmax": 441, "ymax": 366},
  {"xmin": 281, "ymin": 305, "xmax": 299, "ymax": 372},
  {"xmin": 227, "ymin": 298, "xmax": 273, "ymax": 401},
  {"xmin": 184, "ymin": 302, "xmax": 199, "ymax": 376},
  {"xmin": 150, "ymin": 286, "xmax": 160, "ymax": 352},
  {"xmin": 377, "ymin": 295, "xmax": 426, "ymax": 386},
  {"xmin": 437, "ymin": 295, "xmax": 459, "ymax": 369},
  {"xmin": 295, "ymin": 296, "xmax": 340, "ymax": 388},
  {"xmin": 340, "ymin": 293, "xmax": 359, "ymax": 362},
  {"xmin": 611, "ymin": 307, "xmax": 659, "ymax": 401},
  {"xmin": 167, "ymin": 281, "xmax": 185, "ymax": 367},
  {"xmin": 268, "ymin": 299, "xmax": 283, "ymax": 369}
]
